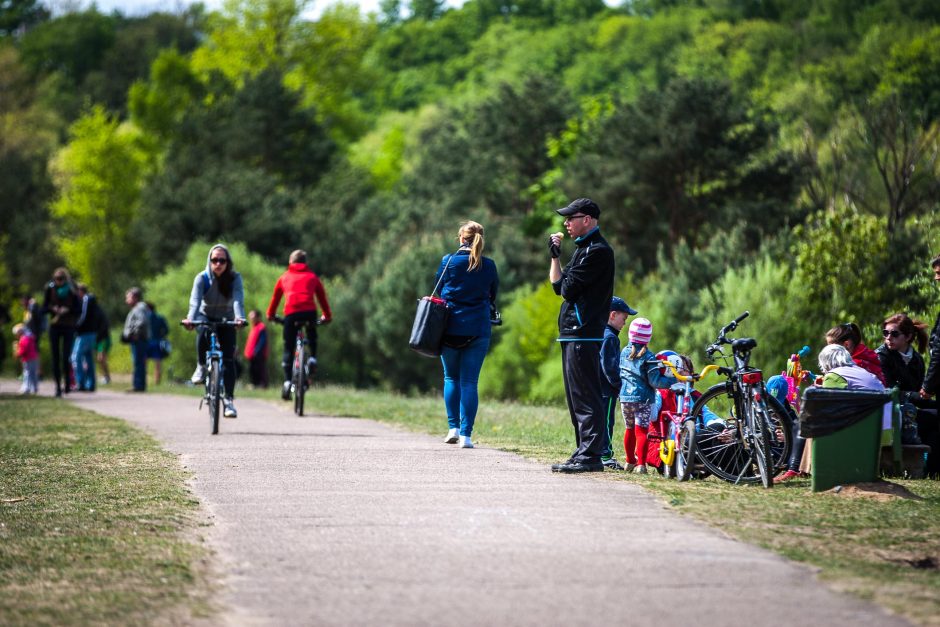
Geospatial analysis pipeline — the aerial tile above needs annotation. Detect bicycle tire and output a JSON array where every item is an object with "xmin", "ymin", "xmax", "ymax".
[
  {"xmin": 676, "ymin": 419, "xmax": 697, "ymax": 482},
  {"xmin": 293, "ymin": 342, "xmax": 305, "ymax": 416},
  {"xmin": 208, "ymin": 359, "xmax": 221, "ymax": 435},
  {"xmin": 764, "ymin": 393, "xmax": 795, "ymax": 475},
  {"xmin": 749, "ymin": 400, "xmax": 774, "ymax": 489}
]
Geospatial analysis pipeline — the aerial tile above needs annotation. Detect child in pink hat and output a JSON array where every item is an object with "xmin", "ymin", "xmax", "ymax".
[{"xmin": 619, "ymin": 318, "xmax": 676, "ymax": 473}]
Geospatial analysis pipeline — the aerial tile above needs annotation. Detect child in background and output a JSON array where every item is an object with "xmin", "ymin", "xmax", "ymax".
[
  {"xmin": 619, "ymin": 318, "xmax": 677, "ymax": 473},
  {"xmin": 13, "ymin": 323, "xmax": 39, "ymax": 394}
]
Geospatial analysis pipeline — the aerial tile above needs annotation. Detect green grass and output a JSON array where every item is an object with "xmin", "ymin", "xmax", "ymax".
[{"xmin": 0, "ymin": 395, "xmax": 213, "ymax": 626}]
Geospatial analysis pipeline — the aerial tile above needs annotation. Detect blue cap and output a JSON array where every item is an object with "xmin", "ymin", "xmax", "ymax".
[{"xmin": 610, "ymin": 296, "xmax": 638, "ymax": 316}]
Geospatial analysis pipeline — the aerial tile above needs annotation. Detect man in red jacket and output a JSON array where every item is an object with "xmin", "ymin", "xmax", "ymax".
[{"xmin": 267, "ymin": 250, "xmax": 332, "ymax": 400}]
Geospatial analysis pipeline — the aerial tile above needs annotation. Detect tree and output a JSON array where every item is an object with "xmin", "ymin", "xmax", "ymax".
[
  {"xmin": 50, "ymin": 106, "xmax": 148, "ymax": 304},
  {"xmin": 0, "ymin": 0, "xmax": 48, "ymax": 36},
  {"xmin": 563, "ymin": 76, "xmax": 802, "ymax": 270}
]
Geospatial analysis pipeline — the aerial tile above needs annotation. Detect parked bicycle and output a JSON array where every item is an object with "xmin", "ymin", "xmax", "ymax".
[
  {"xmin": 655, "ymin": 360, "xmax": 720, "ymax": 481},
  {"xmin": 689, "ymin": 312, "xmax": 794, "ymax": 488},
  {"xmin": 181, "ymin": 319, "xmax": 239, "ymax": 435},
  {"xmin": 272, "ymin": 315, "xmax": 320, "ymax": 416}
]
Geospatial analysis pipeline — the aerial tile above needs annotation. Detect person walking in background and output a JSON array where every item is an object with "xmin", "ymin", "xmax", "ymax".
[
  {"xmin": 122, "ymin": 287, "xmax": 150, "ymax": 392},
  {"xmin": 146, "ymin": 302, "xmax": 170, "ymax": 386},
  {"xmin": 22, "ymin": 294, "xmax": 45, "ymax": 353},
  {"xmin": 244, "ymin": 309, "xmax": 269, "ymax": 389},
  {"xmin": 266, "ymin": 250, "xmax": 331, "ymax": 401},
  {"xmin": 920, "ymin": 253, "xmax": 940, "ymax": 401},
  {"xmin": 13, "ymin": 323, "xmax": 39, "ymax": 394},
  {"xmin": 548, "ymin": 198, "xmax": 615, "ymax": 474},
  {"xmin": 618, "ymin": 318, "xmax": 677, "ymax": 474},
  {"xmin": 435, "ymin": 221, "xmax": 499, "ymax": 449},
  {"xmin": 183, "ymin": 244, "xmax": 246, "ymax": 418},
  {"xmin": 96, "ymin": 305, "xmax": 112, "ymax": 385},
  {"xmin": 70, "ymin": 283, "xmax": 101, "ymax": 391},
  {"xmin": 599, "ymin": 296, "xmax": 638, "ymax": 470},
  {"xmin": 43, "ymin": 267, "xmax": 80, "ymax": 397}
]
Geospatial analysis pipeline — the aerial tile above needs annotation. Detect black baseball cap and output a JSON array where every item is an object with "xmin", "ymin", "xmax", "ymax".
[{"xmin": 556, "ymin": 197, "xmax": 600, "ymax": 218}]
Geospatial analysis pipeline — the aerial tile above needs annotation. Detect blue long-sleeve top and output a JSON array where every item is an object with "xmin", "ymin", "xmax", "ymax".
[
  {"xmin": 600, "ymin": 324, "xmax": 622, "ymax": 396},
  {"xmin": 619, "ymin": 345, "xmax": 677, "ymax": 403},
  {"xmin": 435, "ymin": 249, "xmax": 499, "ymax": 337}
]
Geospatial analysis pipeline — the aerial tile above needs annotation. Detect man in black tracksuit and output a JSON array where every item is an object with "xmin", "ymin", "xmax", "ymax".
[{"xmin": 548, "ymin": 198, "xmax": 615, "ymax": 473}]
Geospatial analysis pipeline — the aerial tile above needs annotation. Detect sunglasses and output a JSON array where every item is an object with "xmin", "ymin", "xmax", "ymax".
[
  {"xmin": 53, "ymin": 276, "xmax": 66, "ymax": 282},
  {"xmin": 210, "ymin": 258, "xmax": 227, "ymax": 264},
  {"xmin": 564, "ymin": 214, "xmax": 589, "ymax": 222},
  {"xmin": 882, "ymin": 329, "xmax": 902, "ymax": 338}
]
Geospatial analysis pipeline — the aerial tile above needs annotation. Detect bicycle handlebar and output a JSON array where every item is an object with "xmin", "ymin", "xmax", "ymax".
[
  {"xmin": 179, "ymin": 319, "xmax": 242, "ymax": 330},
  {"xmin": 658, "ymin": 360, "xmax": 720, "ymax": 383},
  {"xmin": 705, "ymin": 311, "xmax": 750, "ymax": 359},
  {"xmin": 270, "ymin": 315, "xmax": 324, "ymax": 326}
]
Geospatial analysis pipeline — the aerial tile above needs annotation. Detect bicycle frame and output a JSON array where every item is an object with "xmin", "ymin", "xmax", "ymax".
[{"xmin": 655, "ymin": 361, "xmax": 719, "ymax": 467}]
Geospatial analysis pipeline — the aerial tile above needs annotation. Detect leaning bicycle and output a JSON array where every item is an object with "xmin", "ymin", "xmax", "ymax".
[
  {"xmin": 272, "ymin": 316, "xmax": 321, "ymax": 416},
  {"xmin": 689, "ymin": 312, "xmax": 794, "ymax": 488},
  {"xmin": 181, "ymin": 319, "xmax": 239, "ymax": 435}
]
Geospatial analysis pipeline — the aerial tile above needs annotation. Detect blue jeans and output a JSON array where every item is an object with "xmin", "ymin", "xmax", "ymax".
[
  {"xmin": 131, "ymin": 339, "xmax": 148, "ymax": 391},
  {"xmin": 440, "ymin": 336, "xmax": 490, "ymax": 437},
  {"xmin": 71, "ymin": 332, "xmax": 97, "ymax": 390}
]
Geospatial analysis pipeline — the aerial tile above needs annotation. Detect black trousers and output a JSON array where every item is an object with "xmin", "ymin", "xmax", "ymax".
[
  {"xmin": 281, "ymin": 311, "xmax": 319, "ymax": 382},
  {"xmin": 561, "ymin": 341, "xmax": 606, "ymax": 463},
  {"xmin": 49, "ymin": 325, "xmax": 75, "ymax": 394}
]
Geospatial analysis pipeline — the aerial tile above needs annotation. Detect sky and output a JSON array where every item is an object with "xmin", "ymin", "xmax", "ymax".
[{"xmin": 54, "ymin": 0, "xmax": 468, "ymax": 20}]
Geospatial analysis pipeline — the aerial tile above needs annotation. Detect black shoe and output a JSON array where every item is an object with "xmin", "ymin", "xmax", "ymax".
[
  {"xmin": 602, "ymin": 458, "xmax": 625, "ymax": 471},
  {"xmin": 552, "ymin": 460, "xmax": 605, "ymax": 473},
  {"xmin": 551, "ymin": 458, "xmax": 574, "ymax": 471}
]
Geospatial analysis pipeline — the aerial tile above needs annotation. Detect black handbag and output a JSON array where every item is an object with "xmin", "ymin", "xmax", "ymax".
[{"xmin": 408, "ymin": 251, "xmax": 457, "ymax": 357}]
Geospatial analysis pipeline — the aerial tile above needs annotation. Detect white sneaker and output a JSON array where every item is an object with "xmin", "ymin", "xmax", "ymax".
[
  {"xmin": 444, "ymin": 428, "xmax": 459, "ymax": 444},
  {"xmin": 191, "ymin": 364, "xmax": 206, "ymax": 384},
  {"xmin": 633, "ymin": 465, "xmax": 647, "ymax": 474},
  {"xmin": 459, "ymin": 435, "xmax": 474, "ymax": 449},
  {"xmin": 223, "ymin": 398, "xmax": 238, "ymax": 418}
]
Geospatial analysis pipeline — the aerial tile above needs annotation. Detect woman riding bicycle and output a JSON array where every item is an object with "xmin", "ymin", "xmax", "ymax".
[{"xmin": 182, "ymin": 244, "xmax": 246, "ymax": 418}]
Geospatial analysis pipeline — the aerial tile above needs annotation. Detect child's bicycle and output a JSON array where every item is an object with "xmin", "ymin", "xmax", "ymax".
[{"xmin": 653, "ymin": 360, "xmax": 720, "ymax": 481}]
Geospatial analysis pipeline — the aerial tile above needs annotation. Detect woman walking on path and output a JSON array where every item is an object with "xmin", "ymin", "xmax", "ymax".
[
  {"xmin": 181, "ymin": 244, "xmax": 246, "ymax": 418},
  {"xmin": 42, "ymin": 267, "xmax": 80, "ymax": 397},
  {"xmin": 436, "ymin": 221, "xmax": 499, "ymax": 449}
]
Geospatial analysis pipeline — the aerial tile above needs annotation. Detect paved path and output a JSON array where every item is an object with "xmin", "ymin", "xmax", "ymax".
[{"xmin": 55, "ymin": 389, "xmax": 908, "ymax": 627}]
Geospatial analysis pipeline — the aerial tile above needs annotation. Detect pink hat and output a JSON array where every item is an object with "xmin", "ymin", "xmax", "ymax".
[{"xmin": 628, "ymin": 317, "xmax": 653, "ymax": 344}]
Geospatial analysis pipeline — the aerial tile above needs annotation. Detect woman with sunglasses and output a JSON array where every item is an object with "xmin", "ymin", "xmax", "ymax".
[
  {"xmin": 876, "ymin": 313, "xmax": 929, "ymax": 394},
  {"xmin": 42, "ymin": 267, "xmax": 81, "ymax": 396},
  {"xmin": 182, "ymin": 244, "xmax": 246, "ymax": 418}
]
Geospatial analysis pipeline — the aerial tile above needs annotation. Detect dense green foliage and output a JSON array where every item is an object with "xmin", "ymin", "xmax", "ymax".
[{"xmin": 2, "ymin": 0, "xmax": 939, "ymax": 389}]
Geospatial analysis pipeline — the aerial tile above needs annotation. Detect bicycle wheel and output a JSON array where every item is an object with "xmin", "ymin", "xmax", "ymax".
[
  {"xmin": 749, "ymin": 401, "xmax": 774, "ymax": 489},
  {"xmin": 293, "ymin": 342, "xmax": 305, "ymax": 416},
  {"xmin": 208, "ymin": 359, "xmax": 221, "ymax": 435},
  {"xmin": 692, "ymin": 384, "xmax": 758, "ymax": 484},
  {"xmin": 676, "ymin": 419, "xmax": 697, "ymax": 482}
]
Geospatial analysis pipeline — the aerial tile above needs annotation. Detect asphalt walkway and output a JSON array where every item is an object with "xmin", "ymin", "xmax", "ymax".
[{"xmin": 53, "ymin": 389, "xmax": 910, "ymax": 626}]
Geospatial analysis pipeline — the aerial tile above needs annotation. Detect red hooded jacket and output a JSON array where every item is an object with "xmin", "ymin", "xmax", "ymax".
[
  {"xmin": 266, "ymin": 263, "xmax": 332, "ymax": 320},
  {"xmin": 852, "ymin": 342, "xmax": 886, "ymax": 386}
]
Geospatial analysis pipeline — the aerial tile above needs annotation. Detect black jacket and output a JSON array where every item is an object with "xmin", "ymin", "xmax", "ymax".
[
  {"xmin": 552, "ymin": 227, "xmax": 615, "ymax": 340},
  {"xmin": 924, "ymin": 310, "xmax": 940, "ymax": 395},
  {"xmin": 876, "ymin": 344, "xmax": 925, "ymax": 394},
  {"xmin": 75, "ymin": 294, "xmax": 101, "ymax": 335}
]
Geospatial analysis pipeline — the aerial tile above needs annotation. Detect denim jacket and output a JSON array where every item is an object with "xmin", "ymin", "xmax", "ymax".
[{"xmin": 619, "ymin": 345, "xmax": 677, "ymax": 403}]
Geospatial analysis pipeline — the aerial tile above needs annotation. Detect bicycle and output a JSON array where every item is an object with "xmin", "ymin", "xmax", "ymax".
[
  {"xmin": 181, "ymin": 319, "xmax": 239, "ymax": 435},
  {"xmin": 654, "ymin": 360, "xmax": 720, "ymax": 481},
  {"xmin": 689, "ymin": 311, "xmax": 794, "ymax": 488},
  {"xmin": 272, "ymin": 315, "xmax": 321, "ymax": 416}
]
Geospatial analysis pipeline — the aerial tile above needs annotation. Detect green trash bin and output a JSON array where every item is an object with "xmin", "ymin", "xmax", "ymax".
[{"xmin": 799, "ymin": 387, "xmax": 894, "ymax": 493}]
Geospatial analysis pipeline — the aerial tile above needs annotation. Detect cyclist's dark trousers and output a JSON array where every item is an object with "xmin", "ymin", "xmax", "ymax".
[
  {"xmin": 196, "ymin": 325, "xmax": 236, "ymax": 398},
  {"xmin": 601, "ymin": 394, "xmax": 618, "ymax": 460},
  {"xmin": 281, "ymin": 311, "xmax": 319, "ymax": 382},
  {"xmin": 49, "ymin": 325, "xmax": 76, "ymax": 395},
  {"xmin": 561, "ymin": 341, "xmax": 606, "ymax": 464}
]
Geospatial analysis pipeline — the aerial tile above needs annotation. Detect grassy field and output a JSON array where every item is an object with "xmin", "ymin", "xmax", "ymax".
[{"xmin": 0, "ymin": 395, "xmax": 213, "ymax": 625}]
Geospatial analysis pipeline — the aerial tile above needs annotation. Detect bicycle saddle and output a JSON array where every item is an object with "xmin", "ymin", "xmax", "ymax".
[{"xmin": 732, "ymin": 337, "xmax": 757, "ymax": 352}]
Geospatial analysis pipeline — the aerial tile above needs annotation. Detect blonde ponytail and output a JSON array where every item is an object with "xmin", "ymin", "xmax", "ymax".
[{"xmin": 458, "ymin": 221, "xmax": 485, "ymax": 271}]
